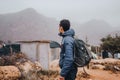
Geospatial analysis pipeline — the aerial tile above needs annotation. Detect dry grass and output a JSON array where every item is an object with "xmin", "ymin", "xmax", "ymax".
[
  {"xmin": 104, "ymin": 64, "xmax": 120, "ymax": 73},
  {"xmin": 19, "ymin": 70, "xmax": 59, "ymax": 80},
  {"xmin": 0, "ymin": 53, "xmax": 60, "ymax": 80},
  {"xmin": 1, "ymin": 54, "xmax": 120, "ymax": 80},
  {"xmin": 0, "ymin": 53, "xmax": 28, "ymax": 66},
  {"xmin": 90, "ymin": 59, "xmax": 120, "ymax": 74}
]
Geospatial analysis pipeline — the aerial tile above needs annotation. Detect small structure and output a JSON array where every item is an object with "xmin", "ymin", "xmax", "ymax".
[
  {"xmin": 0, "ymin": 41, "xmax": 9, "ymax": 56},
  {"xmin": 18, "ymin": 40, "xmax": 60, "ymax": 70}
]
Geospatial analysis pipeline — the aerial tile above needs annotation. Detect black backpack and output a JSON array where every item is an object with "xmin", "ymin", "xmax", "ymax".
[{"xmin": 73, "ymin": 38, "xmax": 92, "ymax": 67}]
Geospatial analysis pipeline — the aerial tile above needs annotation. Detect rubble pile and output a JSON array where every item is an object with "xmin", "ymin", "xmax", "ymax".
[
  {"xmin": 90, "ymin": 58, "xmax": 120, "ymax": 73},
  {"xmin": 1, "ymin": 53, "xmax": 120, "ymax": 80},
  {"xmin": 0, "ymin": 53, "xmax": 28, "ymax": 66},
  {"xmin": 0, "ymin": 66, "xmax": 21, "ymax": 80},
  {"xmin": 16, "ymin": 59, "xmax": 59, "ymax": 80},
  {"xmin": 0, "ymin": 53, "xmax": 60, "ymax": 80},
  {"xmin": 37, "ymin": 70, "xmax": 59, "ymax": 80},
  {"xmin": 16, "ymin": 60, "xmax": 43, "ymax": 80},
  {"xmin": 50, "ymin": 59, "xmax": 60, "ymax": 71},
  {"xmin": 0, "ymin": 53, "xmax": 43, "ymax": 80},
  {"xmin": 76, "ymin": 71, "xmax": 90, "ymax": 80},
  {"xmin": 0, "ymin": 53, "xmax": 29, "ymax": 80}
]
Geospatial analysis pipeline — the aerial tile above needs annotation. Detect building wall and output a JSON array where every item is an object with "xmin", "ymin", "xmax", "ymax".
[
  {"xmin": 21, "ymin": 43, "xmax": 37, "ymax": 61},
  {"xmin": 21, "ymin": 42, "xmax": 50, "ymax": 70},
  {"xmin": 20, "ymin": 42, "xmax": 60, "ymax": 70},
  {"xmin": 38, "ymin": 43, "xmax": 50, "ymax": 70}
]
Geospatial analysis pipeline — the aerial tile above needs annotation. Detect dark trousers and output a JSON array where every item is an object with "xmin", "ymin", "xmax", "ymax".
[{"xmin": 65, "ymin": 66, "xmax": 78, "ymax": 80}]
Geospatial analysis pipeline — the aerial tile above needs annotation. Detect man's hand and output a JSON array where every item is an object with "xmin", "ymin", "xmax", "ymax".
[{"xmin": 60, "ymin": 76, "xmax": 64, "ymax": 80}]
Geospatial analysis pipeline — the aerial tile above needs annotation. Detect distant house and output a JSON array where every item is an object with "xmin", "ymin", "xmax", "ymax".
[{"xmin": 18, "ymin": 40, "xmax": 60, "ymax": 70}]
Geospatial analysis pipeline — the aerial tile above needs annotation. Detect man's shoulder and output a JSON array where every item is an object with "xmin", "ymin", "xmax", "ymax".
[{"xmin": 63, "ymin": 36, "xmax": 74, "ymax": 43}]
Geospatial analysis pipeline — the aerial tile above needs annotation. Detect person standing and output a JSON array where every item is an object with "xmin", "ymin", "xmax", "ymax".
[
  {"xmin": 102, "ymin": 50, "xmax": 109, "ymax": 59},
  {"xmin": 58, "ymin": 19, "xmax": 77, "ymax": 80}
]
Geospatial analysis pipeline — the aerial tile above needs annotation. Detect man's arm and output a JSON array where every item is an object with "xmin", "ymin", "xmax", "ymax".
[{"xmin": 60, "ymin": 38, "xmax": 74, "ymax": 77}]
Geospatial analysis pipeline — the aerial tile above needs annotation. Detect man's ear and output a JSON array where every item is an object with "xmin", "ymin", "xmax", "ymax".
[
  {"xmin": 60, "ymin": 27, "xmax": 64, "ymax": 33},
  {"xmin": 59, "ymin": 26, "xmax": 62, "ymax": 31},
  {"xmin": 59, "ymin": 26, "xmax": 64, "ymax": 33}
]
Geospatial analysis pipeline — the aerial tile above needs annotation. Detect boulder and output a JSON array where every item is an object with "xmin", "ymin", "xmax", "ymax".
[
  {"xmin": 50, "ymin": 59, "xmax": 60, "ymax": 71},
  {"xmin": 16, "ymin": 61, "xmax": 42, "ymax": 80},
  {"xmin": 91, "ymin": 64, "xmax": 105, "ymax": 70},
  {"xmin": 0, "ymin": 66, "xmax": 21, "ymax": 80},
  {"xmin": 91, "ymin": 58, "xmax": 120, "ymax": 65}
]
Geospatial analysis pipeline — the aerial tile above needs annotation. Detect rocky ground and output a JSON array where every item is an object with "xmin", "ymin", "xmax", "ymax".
[
  {"xmin": 0, "ymin": 53, "xmax": 120, "ymax": 80},
  {"xmin": 50, "ymin": 58, "xmax": 120, "ymax": 80}
]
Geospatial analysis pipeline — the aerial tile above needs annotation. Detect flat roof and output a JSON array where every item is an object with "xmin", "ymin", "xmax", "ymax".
[{"xmin": 17, "ymin": 40, "xmax": 50, "ymax": 43}]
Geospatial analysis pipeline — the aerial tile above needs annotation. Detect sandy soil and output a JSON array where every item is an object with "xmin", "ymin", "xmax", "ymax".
[
  {"xmin": 50, "ymin": 59, "xmax": 120, "ymax": 80},
  {"xmin": 78, "ymin": 68, "xmax": 120, "ymax": 80}
]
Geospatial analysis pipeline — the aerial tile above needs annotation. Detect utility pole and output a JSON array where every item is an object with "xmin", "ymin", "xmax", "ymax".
[{"xmin": 85, "ymin": 35, "xmax": 88, "ymax": 44}]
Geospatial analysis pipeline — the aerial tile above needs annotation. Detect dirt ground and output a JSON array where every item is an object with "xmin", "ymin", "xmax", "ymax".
[
  {"xmin": 77, "ymin": 68, "xmax": 120, "ymax": 80},
  {"xmin": 50, "ymin": 58, "xmax": 120, "ymax": 80},
  {"xmin": 0, "ymin": 54, "xmax": 120, "ymax": 80}
]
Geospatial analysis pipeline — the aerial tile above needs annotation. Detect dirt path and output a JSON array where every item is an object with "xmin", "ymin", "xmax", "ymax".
[{"xmin": 79, "ymin": 69, "xmax": 120, "ymax": 80}]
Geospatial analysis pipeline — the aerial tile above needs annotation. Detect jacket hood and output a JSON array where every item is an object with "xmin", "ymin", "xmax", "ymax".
[{"xmin": 60, "ymin": 29, "xmax": 75, "ymax": 37}]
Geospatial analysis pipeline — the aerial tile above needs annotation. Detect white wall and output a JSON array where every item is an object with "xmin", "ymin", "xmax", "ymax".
[
  {"xmin": 21, "ymin": 43, "xmax": 37, "ymax": 61},
  {"xmin": 21, "ymin": 42, "xmax": 60, "ymax": 70},
  {"xmin": 21, "ymin": 42, "xmax": 50, "ymax": 70},
  {"xmin": 38, "ymin": 43, "xmax": 50, "ymax": 70}
]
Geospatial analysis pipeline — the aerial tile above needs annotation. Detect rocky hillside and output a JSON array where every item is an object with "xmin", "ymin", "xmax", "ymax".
[
  {"xmin": 0, "ymin": 8, "xmax": 59, "ymax": 42},
  {"xmin": 74, "ymin": 19, "xmax": 120, "ymax": 45},
  {"xmin": 0, "ymin": 8, "xmax": 120, "ymax": 45}
]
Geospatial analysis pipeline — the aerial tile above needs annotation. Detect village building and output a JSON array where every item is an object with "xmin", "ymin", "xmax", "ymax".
[{"xmin": 18, "ymin": 40, "xmax": 60, "ymax": 70}]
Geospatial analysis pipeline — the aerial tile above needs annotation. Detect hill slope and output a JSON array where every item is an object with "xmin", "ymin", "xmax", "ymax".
[
  {"xmin": 0, "ymin": 8, "xmax": 59, "ymax": 42},
  {"xmin": 74, "ymin": 19, "xmax": 120, "ymax": 45},
  {"xmin": 0, "ymin": 8, "xmax": 120, "ymax": 45}
]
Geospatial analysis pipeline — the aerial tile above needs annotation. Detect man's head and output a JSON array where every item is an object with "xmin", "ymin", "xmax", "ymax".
[{"xmin": 59, "ymin": 19, "xmax": 70, "ymax": 33}]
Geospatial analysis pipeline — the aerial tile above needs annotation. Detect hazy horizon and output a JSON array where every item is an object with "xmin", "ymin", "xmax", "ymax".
[{"xmin": 0, "ymin": 0, "xmax": 120, "ymax": 27}]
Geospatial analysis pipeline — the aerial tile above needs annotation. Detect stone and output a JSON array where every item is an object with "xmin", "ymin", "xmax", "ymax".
[{"xmin": 0, "ymin": 66, "xmax": 21, "ymax": 80}]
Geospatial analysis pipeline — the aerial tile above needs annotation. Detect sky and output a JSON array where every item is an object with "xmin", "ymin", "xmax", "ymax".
[{"xmin": 0, "ymin": 0, "xmax": 120, "ymax": 27}]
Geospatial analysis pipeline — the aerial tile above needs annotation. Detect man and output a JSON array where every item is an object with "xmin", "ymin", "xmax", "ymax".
[
  {"xmin": 102, "ymin": 50, "xmax": 108, "ymax": 59},
  {"xmin": 58, "ymin": 19, "xmax": 78, "ymax": 80}
]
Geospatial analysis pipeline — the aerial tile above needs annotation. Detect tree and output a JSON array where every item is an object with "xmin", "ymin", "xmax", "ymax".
[{"xmin": 100, "ymin": 34, "xmax": 120, "ymax": 57}]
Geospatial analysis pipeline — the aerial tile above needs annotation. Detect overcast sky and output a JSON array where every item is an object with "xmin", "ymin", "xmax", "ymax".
[{"xmin": 0, "ymin": 0, "xmax": 120, "ymax": 27}]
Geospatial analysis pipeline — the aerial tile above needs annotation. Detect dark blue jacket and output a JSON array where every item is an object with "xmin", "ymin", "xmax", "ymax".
[{"xmin": 59, "ymin": 29, "xmax": 76, "ymax": 77}]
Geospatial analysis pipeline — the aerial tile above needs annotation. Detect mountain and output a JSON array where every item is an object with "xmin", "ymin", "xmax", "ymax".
[
  {"xmin": 0, "ymin": 8, "xmax": 120, "ymax": 45},
  {"xmin": 0, "ymin": 8, "xmax": 59, "ymax": 42},
  {"xmin": 74, "ymin": 19, "xmax": 120, "ymax": 45},
  {"xmin": 108, "ymin": 31, "xmax": 120, "ymax": 37}
]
